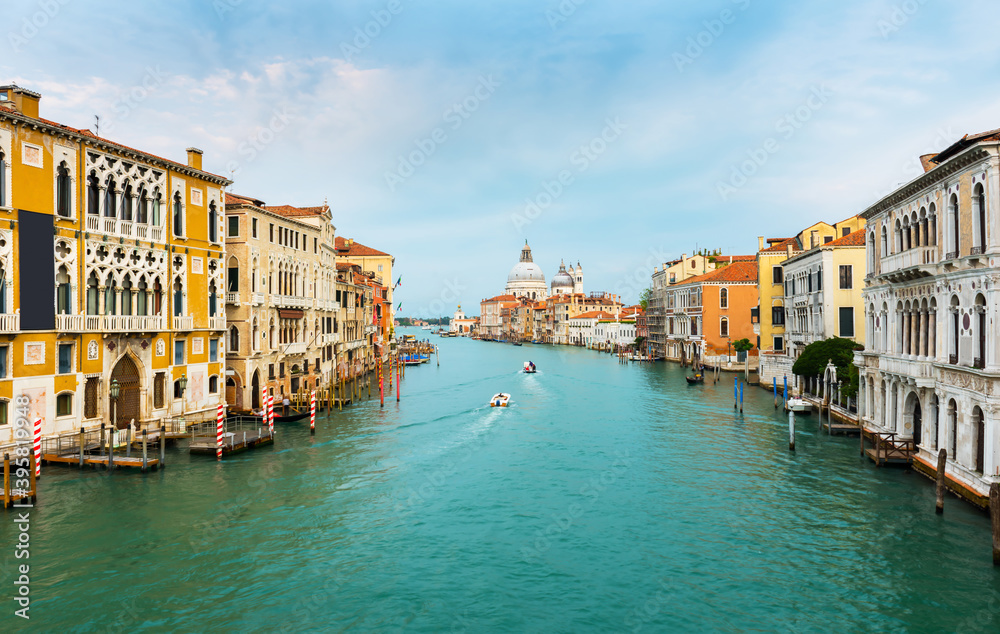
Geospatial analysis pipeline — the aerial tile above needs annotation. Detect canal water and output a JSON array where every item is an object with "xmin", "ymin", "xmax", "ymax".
[{"xmin": 3, "ymin": 327, "xmax": 1000, "ymax": 632}]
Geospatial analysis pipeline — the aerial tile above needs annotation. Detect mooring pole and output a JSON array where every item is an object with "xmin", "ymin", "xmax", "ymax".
[
  {"xmin": 936, "ymin": 448, "xmax": 947, "ymax": 514},
  {"xmin": 160, "ymin": 424, "xmax": 166, "ymax": 467},
  {"xmin": 739, "ymin": 381, "xmax": 743, "ymax": 413},
  {"xmin": 788, "ymin": 410, "xmax": 796, "ymax": 451},
  {"xmin": 107, "ymin": 426, "xmax": 115, "ymax": 471},
  {"xmin": 773, "ymin": 377, "xmax": 778, "ymax": 409},
  {"xmin": 142, "ymin": 429, "xmax": 148, "ymax": 472},
  {"xmin": 783, "ymin": 376, "xmax": 788, "ymax": 411},
  {"xmin": 733, "ymin": 377, "xmax": 738, "ymax": 409},
  {"xmin": 79, "ymin": 427, "xmax": 85, "ymax": 468}
]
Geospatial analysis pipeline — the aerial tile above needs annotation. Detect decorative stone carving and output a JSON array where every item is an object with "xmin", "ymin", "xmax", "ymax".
[{"xmin": 87, "ymin": 340, "xmax": 99, "ymax": 360}]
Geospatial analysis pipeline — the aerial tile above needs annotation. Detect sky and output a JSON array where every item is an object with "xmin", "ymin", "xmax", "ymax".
[{"xmin": 5, "ymin": 0, "xmax": 1000, "ymax": 316}]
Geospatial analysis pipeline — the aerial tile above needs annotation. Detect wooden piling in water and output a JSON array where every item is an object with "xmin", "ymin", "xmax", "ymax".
[
  {"xmin": 107, "ymin": 426, "xmax": 115, "ymax": 471},
  {"xmin": 160, "ymin": 424, "xmax": 166, "ymax": 467},
  {"xmin": 935, "ymin": 448, "xmax": 947, "ymax": 514},
  {"xmin": 142, "ymin": 429, "xmax": 149, "ymax": 472},
  {"xmin": 2, "ymin": 453, "xmax": 9, "ymax": 508},
  {"xmin": 79, "ymin": 427, "xmax": 85, "ymax": 468}
]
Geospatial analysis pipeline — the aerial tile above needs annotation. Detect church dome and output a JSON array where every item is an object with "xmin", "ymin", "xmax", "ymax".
[
  {"xmin": 508, "ymin": 260, "xmax": 546, "ymax": 283},
  {"xmin": 551, "ymin": 260, "xmax": 574, "ymax": 292}
]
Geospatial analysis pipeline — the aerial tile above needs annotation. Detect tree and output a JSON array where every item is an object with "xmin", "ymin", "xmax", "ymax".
[
  {"xmin": 732, "ymin": 338, "xmax": 754, "ymax": 379},
  {"xmin": 791, "ymin": 337, "xmax": 864, "ymax": 398},
  {"xmin": 634, "ymin": 335, "xmax": 646, "ymax": 351},
  {"xmin": 639, "ymin": 288, "xmax": 651, "ymax": 311}
]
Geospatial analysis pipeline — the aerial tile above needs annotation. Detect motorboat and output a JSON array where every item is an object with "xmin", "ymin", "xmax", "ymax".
[
  {"xmin": 523, "ymin": 362, "xmax": 537, "ymax": 374},
  {"xmin": 786, "ymin": 397, "xmax": 812, "ymax": 414},
  {"xmin": 490, "ymin": 393, "xmax": 510, "ymax": 407}
]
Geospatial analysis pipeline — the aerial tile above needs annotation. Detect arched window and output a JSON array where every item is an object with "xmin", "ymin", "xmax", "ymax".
[
  {"xmin": 928, "ymin": 203, "xmax": 937, "ymax": 246},
  {"xmin": 208, "ymin": 202, "xmax": 218, "ymax": 243},
  {"xmin": 173, "ymin": 277, "xmax": 183, "ymax": 317},
  {"xmin": 974, "ymin": 184, "xmax": 987, "ymax": 253},
  {"xmin": 719, "ymin": 316, "xmax": 728, "ymax": 338},
  {"xmin": 949, "ymin": 193, "xmax": 960, "ymax": 257},
  {"xmin": 894, "ymin": 219, "xmax": 902, "ymax": 254},
  {"xmin": 975, "ymin": 294, "xmax": 986, "ymax": 369},
  {"xmin": 56, "ymin": 161, "xmax": 71, "ymax": 217},
  {"xmin": 104, "ymin": 175, "xmax": 117, "ymax": 218},
  {"xmin": 229, "ymin": 325, "xmax": 240, "ymax": 353},
  {"xmin": 252, "ymin": 318, "xmax": 259, "ymax": 352},
  {"xmin": 950, "ymin": 295, "xmax": 960, "ymax": 364},
  {"xmin": 137, "ymin": 186, "xmax": 148, "ymax": 224},
  {"xmin": 121, "ymin": 275, "xmax": 133, "ymax": 316},
  {"xmin": 209, "ymin": 375, "xmax": 219, "ymax": 394},
  {"xmin": 137, "ymin": 278, "xmax": 148, "ymax": 316},
  {"xmin": 269, "ymin": 319, "xmax": 275, "ymax": 349},
  {"xmin": 948, "ymin": 399, "xmax": 958, "ymax": 457},
  {"xmin": 56, "ymin": 265, "xmax": 71, "ymax": 315},
  {"xmin": 172, "ymin": 191, "xmax": 183, "ymax": 237},
  {"xmin": 0, "ymin": 149, "xmax": 6, "ymax": 207},
  {"xmin": 209, "ymin": 280, "xmax": 218, "ymax": 317},
  {"xmin": 973, "ymin": 406, "xmax": 986, "ymax": 473},
  {"xmin": 86, "ymin": 271, "xmax": 99, "ymax": 315},
  {"xmin": 122, "ymin": 181, "xmax": 133, "ymax": 222},
  {"xmin": 227, "ymin": 256, "xmax": 239, "ymax": 293},
  {"xmin": 87, "ymin": 172, "xmax": 100, "ymax": 216},
  {"xmin": 104, "ymin": 276, "xmax": 116, "ymax": 315},
  {"xmin": 152, "ymin": 188, "xmax": 162, "ymax": 227},
  {"xmin": 153, "ymin": 278, "xmax": 163, "ymax": 315},
  {"xmin": 719, "ymin": 288, "xmax": 728, "ymax": 309},
  {"xmin": 880, "ymin": 225, "xmax": 888, "ymax": 259},
  {"xmin": 868, "ymin": 232, "xmax": 876, "ymax": 275}
]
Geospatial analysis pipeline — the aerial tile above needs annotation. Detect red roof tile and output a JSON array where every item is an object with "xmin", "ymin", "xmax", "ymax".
[
  {"xmin": 826, "ymin": 229, "xmax": 866, "ymax": 247},
  {"xmin": 675, "ymin": 261, "xmax": 758, "ymax": 285},
  {"xmin": 335, "ymin": 237, "xmax": 391, "ymax": 257},
  {"xmin": 265, "ymin": 204, "xmax": 327, "ymax": 218},
  {"xmin": 759, "ymin": 238, "xmax": 800, "ymax": 253}
]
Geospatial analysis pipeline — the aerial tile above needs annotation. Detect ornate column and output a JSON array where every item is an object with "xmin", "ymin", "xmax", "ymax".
[
  {"xmin": 98, "ymin": 285, "xmax": 107, "ymax": 316},
  {"xmin": 912, "ymin": 310, "xmax": 921, "ymax": 358},
  {"xmin": 130, "ymin": 289, "xmax": 138, "ymax": 316},
  {"xmin": 929, "ymin": 309, "xmax": 937, "ymax": 360}
]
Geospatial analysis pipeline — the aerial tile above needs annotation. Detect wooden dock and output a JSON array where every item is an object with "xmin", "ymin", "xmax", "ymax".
[
  {"xmin": 2, "ymin": 453, "xmax": 37, "ymax": 509},
  {"xmin": 861, "ymin": 428, "xmax": 915, "ymax": 466},
  {"xmin": 189, "ymin": 418, "xmax": 274, "ymax": 456},
  {"xmin": 823, "ymin": 421, "xmax": 861, "ymax": 436},
  {"xmin": 42, "ymin": 453, "xmax": 160, "ymax": 470}
]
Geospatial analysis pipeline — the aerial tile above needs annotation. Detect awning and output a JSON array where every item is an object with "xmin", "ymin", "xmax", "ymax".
[{"xmin": 278, "ymin": 309, "xmax": 304, "ymax": 319}]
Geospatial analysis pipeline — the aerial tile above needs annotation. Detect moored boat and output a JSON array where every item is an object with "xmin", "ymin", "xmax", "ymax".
[{"xmin": 785, "ymin": 397, "xmax": 812, "ymax": 414}]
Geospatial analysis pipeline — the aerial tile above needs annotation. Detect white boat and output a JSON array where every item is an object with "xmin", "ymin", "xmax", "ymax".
[
  {"xmin": 523, "ymin": 362, "xmax": 537, "ymax": 374},
  {"xmin": 422, "ymin": 325, "xmax": 432, "ymax": 330},
  {"xmin": 786, "ymin": 397, "xmax": 812, "ymax": 414},
  {"xmin": 490, "ymin": 393, "xmax": 510, "ymax": 407}
]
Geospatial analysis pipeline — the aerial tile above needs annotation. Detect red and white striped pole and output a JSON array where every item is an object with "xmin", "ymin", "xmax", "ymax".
[
  {"xmin": 267, "ymin": 394, "xmax": 274, "ymax": 435},
  {"xmin": 33, "ymin": 418, "xmax": 41, "ymax": 477},
  {"xmin": 261, "ymin": 387, "xmax": 267, "ymax": 421},
  {"xmin": 396, "ymin": 357, "xmax": 400, "ymax": 402},
  {"xmin": 379, "ymin": 359, "xmax": 384, "ymax": 408},
  {"xmin": 216, "ymin": 403, "xmax": 224, "ymax": 460},
  {"xmin": 310, "ymin": 390, "xmax": 316, "ymax": 434}
]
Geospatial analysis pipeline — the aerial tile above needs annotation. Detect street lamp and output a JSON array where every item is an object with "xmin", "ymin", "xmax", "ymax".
[
  {"xmin": 109, "ymin": 378, "xmax": 120, "ymax": 428},
  {"xmin": 178, "ymin": 374, "xmax": 188, "ymax": 422}
]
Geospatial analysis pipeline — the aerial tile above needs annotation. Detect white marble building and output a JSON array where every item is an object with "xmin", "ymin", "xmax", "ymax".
[{"xmin": 856, "ymin": 129, "xmax": 1000, "ymax": 504}]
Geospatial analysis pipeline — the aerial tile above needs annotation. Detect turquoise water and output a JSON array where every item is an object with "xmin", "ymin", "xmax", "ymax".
[{"xmin": 3, "ymin": 327, "xmax": 999, "ymax": 632}]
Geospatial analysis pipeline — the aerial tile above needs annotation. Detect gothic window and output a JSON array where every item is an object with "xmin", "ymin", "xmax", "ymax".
[
  {"xmin": 122, "ymin": 182, "xmax": 133, "ymax": 221},
  {"xmin": 209, "ymin": 280, "xmax": 218, "ymax": 316},
  {"xmin": 87, "ymin": 172, "xmax": 100, "ymax": 215},
  {"xmin": 137, "ymin": 278, "xmax": 148, "ymax": 316},
  {"xmin": 137, "ymin": 186, "xmax": 148, "ymax": 224},
  {"xmin": 56, "ymin": 161, "xmax": 72, "ymax": 217},
  {"xmin": 173, "ymin": 191, "xmax": 183, "ymax": 237},
  {"xmin": 104, "ymin": 175, "xmax": 117, "ymax": 218},
  {"xmin": 152, "ymin": 188, "xmax": 162, "ymax": 227},
  {"xmin": 949, "ymin": 193, "xmax": 960, "ymax": 256},
  {"xmin": 56, "ymin": 265, "xmax": 71, "ymax": 314},
  {"xmin": 153, "ymin": 278, "xmax": 163, "ymax": 315},
  {"xmin": 121, "ymin": 275, "xmax": 133, "ymax": 315},
  {"xmin": 104, "ymin": 277, "xmax": 116, "ymax": 315},
  {"xmin": 974, "ymin": 184, "xmax": 987, "ymax": 253},
  {"xmin": 209, "ymin": 201, "xmax": 218, "ymax": 243},
  {"xmin": 173, "ymin": 277, "xmax": 183, "ymax": 317},
  {"xmin": 86, "ymin": 271, "xmax": 99, "ymax": 315}
]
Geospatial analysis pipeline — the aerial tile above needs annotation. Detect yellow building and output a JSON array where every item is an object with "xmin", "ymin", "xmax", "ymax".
[
  {"xmin": 756, "ymin": 215, "xmax": 864, "ymax": 384},
  {"xmin": 0, "ymin": 84, "xmax": 231, "ymax": 444}
]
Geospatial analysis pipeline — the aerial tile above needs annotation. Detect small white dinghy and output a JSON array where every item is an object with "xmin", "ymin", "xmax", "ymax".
[
  {"xmin": 786, "ymin": 397, "xmax": 812, "ymax": 414},
  {"xmin": 523, "ymin": 361, "xmax": 537, "ymax": 373},
  {"xmin": 490, "ymin": 393, "xmax": 510, "ymax": 407}
]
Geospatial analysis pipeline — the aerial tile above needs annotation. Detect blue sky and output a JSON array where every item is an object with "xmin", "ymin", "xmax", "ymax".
[{"xmin": 6, "ymin": 0, "xmax": 1000, "ymax": 315}]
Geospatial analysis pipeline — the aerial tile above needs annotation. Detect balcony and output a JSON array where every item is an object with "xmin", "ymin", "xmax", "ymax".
[
  {"xmin": 173, "ymin": 315, "xmax": 194, "ymax": 331},
  {"xmin": 86, "ymin": 214, "xmax": 164, "ymax": 243},
  {"xmin": 283, "ymin": 342, "xmax": 306, "ymax": 355},
  {"xmin": 83, "ymin": 315, "xmax": 166, "ymax": 332},
  {"xmin": 879, "ymin": 246, "xmax": 938, "ymax": 281},
  {"xmin": 346, "ymin": 307, "xmax": 356, "ymax": 318},
  {"xmin": 226, "ymin": 292, "xmax": 240, "ymax": 306},
  {"xmin": 56, "ymin": 313, "xmax": 86, "ymax": 331},
  {"xmin": 321, "ymin": 332, "xmax": 340, "ymax": 345},
  {"xmin": 251, "ymin": 292, "xmax": 264, "ymax": 306},
  {"xmin": 274, "ymin": 295, "xmax": 310, "ymax": 309},
  {"xmin": 209, "ymin": 316, "xmax": 227, "ymax": 330},
  {"xmin": 0, "ymin": 312, "xmax": 19, "ymax": 332},
  {"xmin": 878, "ymin": 354, "xmax": 934, "ymax": 386}
]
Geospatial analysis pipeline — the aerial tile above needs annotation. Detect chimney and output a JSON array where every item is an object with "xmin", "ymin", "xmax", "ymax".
[
  {"xmin": 758, "ymin": 236, "xmax": 765, "ymax": 251},
  {"xmin": 0, "ymin": 85, "xmax": 41, "ymax": 118},
  {"xmin": 919, "ymin": 153, "xmax": 938, "ymax": 173},
  {"xmin": 810, "ymin": 230, "xmax": 817, "ymax": 248},
  {"xmin": 786, "ymin": 244, "xmax": 793, "ymax": 259},
  {"xmin": 186, "ymin": 147, "xmax": 204, "ymax": 171}
]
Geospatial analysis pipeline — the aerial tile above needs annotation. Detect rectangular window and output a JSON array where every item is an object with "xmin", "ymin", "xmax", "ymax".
[
  {"xmin": 0, "ymin": 400, "xmax": 7, "ymax": 426},
  {"xmin": 154, "ymin": 372, "xmax": 165, "ymax": 408},
  {"xmin": 174, "ymin": 340, "xmax": 185, "ymax": 365},
  {"xmin": 839, "ymin": 307, "xmax": 855, "ymax": 337},
  {"xmin": 279, "ymin": 362, "xmax": 285, "ymax": 378},
  {"xmin": 174, "ymin": 380, "xmax": 184, "ymax": 399},
  {"xmin": 772, "ymin": 266, "xmax": 783, "ymax": 284},
  {"xmin": 772, "ymin": 306, "xmax": 785, "ymax": 326},
  {"xmin": 719, "ymin": 319, "xmax": 729, "ymax": 337},
  {"xmin": 85, "ymin": 377, "xmax": 99, "ymax": 418},
  {"xmin": 314, "ymin": 237, "xmax": 318, "ymax": 254},
  {"xmin": 252, "ymin": 218, "xmax": 258, "ymax": 238},
  {"xmin": 843, "ymin": 227, "xmax": 850, "ymax": 237},
  {"xmin": 773, "ymin": 336, "xmax": 784, "ymax": 352},
  {"xmin": 0, "ymin": 345, "xmax": 6, "ymax": 378},
  {"xmin": 228, "ymin": 216, "xmax": 239, "ymax": 237},
  {"xmin": 58, "ymin": 343, "xmax": 73, "ymax": 374},
  {"xmin": 269, "ymin": 363, "xmax": 275, "ymax": 379},
  {"xmin": 269, "ymin": 223, "xmax": 274, "ymax": 242},
  {"xmin": 210, "ymin": 338, "xmax": 218, "ymax": 362},
  {"xmin": 817, "ymin": 269, "xmax": 822, "ymax": 291},
  {"xmin": 295, "ymin": 232, "xmax": 299, "ymax": 249},
  {"xmin": 824, "ymin": 236, "xmax": 833, "ymax": 244},
  {"xmin": 839, "ymin": 265, "xmax": 853, "ymax": 289}
]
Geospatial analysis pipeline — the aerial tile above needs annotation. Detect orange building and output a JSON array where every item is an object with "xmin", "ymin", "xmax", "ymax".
[{"xmin": 662, "ymin": 260, "xmax": 759, "ymax": 367}]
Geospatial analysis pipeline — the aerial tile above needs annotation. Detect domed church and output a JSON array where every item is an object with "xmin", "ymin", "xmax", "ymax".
[{"xmin": 505, "ymin": 241, "xmax": 548, "ymax": 300}]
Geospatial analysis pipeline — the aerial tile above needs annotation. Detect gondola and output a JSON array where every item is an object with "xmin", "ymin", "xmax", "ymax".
[
  {"xmin": 247, "ymin": 409, "xmax": 310, "ymax": 423},
  {"xmin": 685, "ymin": 374, "xmax": 704, "ymax": 384}
]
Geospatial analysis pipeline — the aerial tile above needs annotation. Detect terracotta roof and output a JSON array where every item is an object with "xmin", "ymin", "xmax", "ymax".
[
  {"xmin": 265, "ymin": 204, "xmax": 327, "ymax": 218},
  {"xmin": 675, "ymin": 261, "xmax": 758, "ymax": 285},
  {"xmin": 759, "ymin": 238, "xmax": 800, "ymax": 254},
  {"xmin": 826, "ymin": 229, "xmax": 866, "ymax": 247},
  {"xmin": 574, "ymin": 310, "xmax": 615, "ymax": 320},
  {"xmin": 482, "ymin": 294, "xmax": 517, "ymax": 303},
  {"xmin": 225, "ymin": 192, "xmax": 266, "ymax": 207},
  {"xmin": 335, "ymin": 237, "xmax": 391, "ymax": 257},
  {"xmin": 933, "ymin": 128, "xmax": 1000, "ymax": 165},
  {"xmin": 336, "ymin": 262, "xmax": 359, "ymax": 271}
]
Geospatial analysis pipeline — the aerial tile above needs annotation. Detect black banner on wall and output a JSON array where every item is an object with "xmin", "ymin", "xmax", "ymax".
[{"xmin": 17, "ymin": 209, "xmax": 55, "ymax": 330}]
